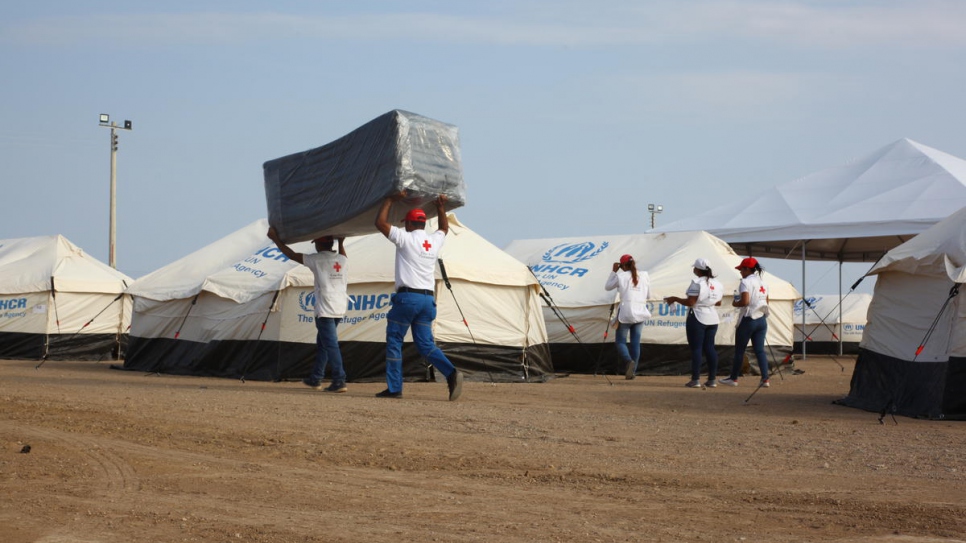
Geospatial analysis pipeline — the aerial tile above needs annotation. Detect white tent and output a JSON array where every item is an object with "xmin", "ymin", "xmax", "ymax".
[
  {"xmin": 123, "ymin": 216, "xmax": 551, "ymax": 382},
  {"xmin": 0, "ymin": 235, "xmax": 132, "ymax": 361},
  {"xmin": 651, "ymin": 138, "xmax": 966, "ymax": 357},
  {"xmin": 838, "ymin": 206, "xmax": 966, "ymax": 419},
  {"xmin": 651, "ymin": 139, "xmax": 966, "ymax": 261},
  {"xmin": 504, "ymin": 231, "xmax": 799, "ymax": 375},
  {"xmin": 793, "ymin": 294, "xmax": 872, "ymax": 354}
]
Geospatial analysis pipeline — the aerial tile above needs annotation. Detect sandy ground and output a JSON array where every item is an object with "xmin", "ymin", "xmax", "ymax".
[{"xmin": 1, "ymin": 355, "xmax": 965, "ymax": 543}]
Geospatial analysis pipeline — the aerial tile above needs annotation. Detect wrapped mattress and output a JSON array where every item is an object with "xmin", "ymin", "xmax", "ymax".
[{"xmin": 264, "ymin": 109, "xmax": 466, "ymax": 243}]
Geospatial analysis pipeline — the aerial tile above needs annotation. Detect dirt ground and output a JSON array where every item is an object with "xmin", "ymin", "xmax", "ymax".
[{"xmin": 1, "ymin": 356, "xmax": 964, "ymax": 543}]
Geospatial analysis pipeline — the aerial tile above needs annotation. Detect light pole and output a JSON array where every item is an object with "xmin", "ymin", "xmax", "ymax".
[
  {"xmin": 647, "ymin": 203, "xmax": 663, "ymax": 229},
  {"xmin": 98, "ymin": 114, "xmax": 132, "ymax": 269}
]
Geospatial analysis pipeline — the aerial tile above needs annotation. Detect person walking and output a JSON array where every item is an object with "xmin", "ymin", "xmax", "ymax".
[
  {"xmin": 267, "ymin": 226, "xmax": 349, "ymax": 393},
  {"xmin": 604, "ymin": 254, "xmax": 651, "ymax": 379},
  {"xmin": 664, "ymin": 258, "xmax": 724, "ymax": 388},
  {"xmin": 373, "ymin": 191, "xmax": 464, "ymax": 401},
  {"xmin": 720, "ymin": 257, "xmax": 771, "ymax": 388}
]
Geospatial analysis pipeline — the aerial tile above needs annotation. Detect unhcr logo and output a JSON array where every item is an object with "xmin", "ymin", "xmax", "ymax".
[
  {"xmin": 530, "ymin": 241, "xmax": 607, "ymax": 281},
  {"xmin": 298, "ymin": 291, "xmax": 316, "ymax": 312},
  {"xmin": 541, "ymin": 241, "xmax": 609, "ymax": 264}
]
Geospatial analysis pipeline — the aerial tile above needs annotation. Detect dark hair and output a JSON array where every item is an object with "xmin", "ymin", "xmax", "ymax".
[
  {"xmin": 752, "ymin": 263, "xmax": 764, "ymax": 276},
  {"xmin": 695, "ymin": 267, "xmax": 716, "ymax": 279},
  {"xmin": 623, "ymin": 259, "xmax": 639, "ymax": 286}
]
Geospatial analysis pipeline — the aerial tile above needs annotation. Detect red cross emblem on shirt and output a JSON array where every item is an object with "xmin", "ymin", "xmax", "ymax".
[
  {"xmin": 709, "ymin": 284, "xmax": 715, "ymax": 290},
  {"xmin": 759, "ymin": 286, "xmax": 766, "ymax": 293},
  {"xmin": 422, "ymin": 240, "xmax": 432, "ymax": 251},
  {"xmin": 333, "ymin": 262, "xmax": 341, "ymax": 272}
]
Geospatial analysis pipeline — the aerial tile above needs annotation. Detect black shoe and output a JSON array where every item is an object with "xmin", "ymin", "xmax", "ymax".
[
  {"xmin": 375, "ymin": 389, "xmax": 402, "ymax": 399},
  {"xmin": 302, "ymin": 378, "xmax": 322, "ymax": 390},
  {"xmin": 447, "ymin": 370, "xmax": 463, "ymax": 401},
  {"xmin": 324, "ymin": 382, "xmax": 347, "ymax": 393}
]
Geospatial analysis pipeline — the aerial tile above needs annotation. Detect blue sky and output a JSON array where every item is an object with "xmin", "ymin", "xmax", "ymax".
[{"xmin": 3, "ymin": 1, "xmax": 965, "ymax": 295}]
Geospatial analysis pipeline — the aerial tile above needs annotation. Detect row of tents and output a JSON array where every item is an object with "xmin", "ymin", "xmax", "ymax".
[
  {"xmin": 1, "ymin": 220, "xmax": 801, "ymax": 381},
  {"xmin": 2, "ymin": 138, "xmax": 964, "ymax": 419}
]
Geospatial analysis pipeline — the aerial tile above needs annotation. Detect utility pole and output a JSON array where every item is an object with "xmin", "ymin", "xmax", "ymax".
[{"xmin": 98, "ymin": 114, "xmax": 132, "ymax": 269}]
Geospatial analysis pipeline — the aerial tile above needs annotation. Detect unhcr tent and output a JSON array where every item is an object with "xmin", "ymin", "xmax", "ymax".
[
  {"xmin": 0, "ymin": 235, "xmax": 131, "ymax": 361},
  {"xmin": 838, "ymin": 206, "xmax": 966, "ymax": 419},
  {"xmin": 123, "ymin": 216, "xmax": 552, "ymax": 382},
  {"xmin": 793, "ymin": 294, "xmax": 871, "ymax": 355},
  {"xmin": 504, "ymin": 231, "xmax": 799, "ymax": 375}
]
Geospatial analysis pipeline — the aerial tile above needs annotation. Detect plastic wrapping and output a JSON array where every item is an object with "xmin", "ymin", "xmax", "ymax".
[{"xmin": 264, "ymin": 109, "xmax": 466, "ymax": 243}]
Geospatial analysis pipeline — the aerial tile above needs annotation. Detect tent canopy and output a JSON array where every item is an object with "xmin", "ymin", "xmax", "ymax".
[
  {"xmin": 0, "ymin": 235, "xmax": 131, "ymax": 294},
  {"xmin": 651, "ymin": 139, "xmax": 966, "ymax": 262},
  {"xmin": 127, "ymin": 215, "xmax": 537, "ymax": 304}
]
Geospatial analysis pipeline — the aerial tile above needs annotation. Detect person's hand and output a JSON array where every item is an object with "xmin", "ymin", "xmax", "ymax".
[
  {"xmin": 389, "ymin": 190, "xmax": 407, "ymax": 202},
  {"xmin": 267, "ymin": 226, "xmax": 278, "ymax": 240},
  {"xmin": 337, "ymin": 236, "xmax": 345, "ymax": 244},
  {"xmin": 436, "ymin": 194, "xmax": 448, "ymax": 207},
  {"xmin": 612, "ymin": 262, "xmax": 620, "ymax": 272}
]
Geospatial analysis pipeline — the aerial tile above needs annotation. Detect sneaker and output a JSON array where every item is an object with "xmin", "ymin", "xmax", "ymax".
[
  {"xmin": 760, "ymin": 379, "xmax": 770, "ymax": 388},
  {"xmin": 704, "ymin": 380, "xmax": 717, "ymax": 388},
  {"xmin": 447, "ymin": 370, "xmax": 464, "ymax": 401},
  {"xmin": 685, "ymin": 379, "xmax": 702, "ymax": 388},
  {"xmin": 302, "ymin": 378, "xmax": 323, "ymax": 390},
  {"xmin": 323, "ymin": 382, "xmax": 347, "ymax": 393},
  {"xmin": 718, "ymin": 378, "xmax": 739, "ymax": 387},
  {"xmin": 375, "ymin": 389, "xmax": 402, "ymax": 399},
  {"xmin": 625, "ymin": 362, "xmax": 636, "ymax": 380}
]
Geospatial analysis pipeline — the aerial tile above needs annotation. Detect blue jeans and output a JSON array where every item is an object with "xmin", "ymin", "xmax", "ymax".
[
  {"xmin": 615, "ymin": 321, "xmax": 644, "ymax": 374},
  {"xmin": 310, "ymin": 317, "xmax": 346, "ymax": 385},
  {"xmin": 384, "ymin": 291, "xmax": 456, "ymax": 393},
  {"xmin": 685, "ymin": 312, "xmax": 718, "ymax": 381},
  {"xmin": 731, "ymin": 316, "xmax": 768, "ymax": 380}
]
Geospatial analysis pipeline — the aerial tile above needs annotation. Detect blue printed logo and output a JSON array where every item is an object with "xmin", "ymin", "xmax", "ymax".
[
  {"xmin": 298, "ymin": 291, "xmax": 316, "ymax": 312},
  {"xmin": 541, "ymin": 242, "xmax": 609, "ymax": 264}
]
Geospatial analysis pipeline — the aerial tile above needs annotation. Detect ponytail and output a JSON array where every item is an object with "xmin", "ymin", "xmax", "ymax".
[{"xmin": 627, "ymin": 260, "xmax": 639, "ymax": 286}]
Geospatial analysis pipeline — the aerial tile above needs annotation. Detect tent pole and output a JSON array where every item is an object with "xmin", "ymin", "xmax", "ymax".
[
  {"xmin": 801, "ymin": 242, "xmax": 807, "ymax": 361},
  {"xmin": 838, "ymin": 262, "xmax": 844, "ymax": 356}
]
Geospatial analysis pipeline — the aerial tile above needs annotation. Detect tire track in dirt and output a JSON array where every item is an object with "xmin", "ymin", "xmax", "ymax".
[{"xmin": 0, "ymin": 422, "xmax": 140, "ymax": 495}]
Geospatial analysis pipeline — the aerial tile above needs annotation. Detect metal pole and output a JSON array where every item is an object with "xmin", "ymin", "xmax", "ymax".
[
  {"xmin": 801, "ymin": 241, "xmax": 807, "ymax": 360},
  {"xmin": 650, "ymin": 212, "xmax": 655, "ymax": 229},
  {"xmin": 838, "ymin": 262, "xmax": 843, "ymax": 356},
  {"xmin": 109, "ymin": 125, "xmax": 117, "ymax": 269}
]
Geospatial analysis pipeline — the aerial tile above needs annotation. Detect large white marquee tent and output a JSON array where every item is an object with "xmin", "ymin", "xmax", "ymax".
[
  {"xmin": 651, "ymin": 138, "xmax": 966, "ymax": 357},
  {"xmin": 504, "ymin": 231, "xmax": 799, "ymax": 375},
  {"xmin": 0, "ymin": 235, "xmax": 132, "ymax": 361},
  {"xmin": 122, "ymin": 217, "xmax": 552, "ymax": 382}
]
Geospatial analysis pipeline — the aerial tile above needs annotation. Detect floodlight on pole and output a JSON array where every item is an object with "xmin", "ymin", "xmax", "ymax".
[
  {"xmin": 98, "ymin": 114, "xmax": 133, "ymax": 269},
  {"xmin": 648, "ymin": 203, "xmax": 663, "ymax": 229}
]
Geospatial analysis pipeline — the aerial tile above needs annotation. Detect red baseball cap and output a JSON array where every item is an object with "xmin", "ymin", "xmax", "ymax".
[
  {"xmin": 736, "ymin": 257, "xmax": 758, "ymax": 270},
  {"xmin": 619, "ymin": 254, "xmax": 633, "ymax": 265},
  {"xmin": 403, "ymin": 208, "xmax": 427, "ymax": 222}
]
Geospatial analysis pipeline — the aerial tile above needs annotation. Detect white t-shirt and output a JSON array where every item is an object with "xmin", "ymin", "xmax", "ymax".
[
  {"xmin": 604, "ymin": 270, "xmax": 652, "ymax": 323},
  {"xmin": 685, "ymin": 276, "xmax": 723, "ymax": 325},
  {"xmin": 388, "ymin": 226, "xmax": 446, "ymax": 290},
  {"xmin": 302, "ymin": 251, "xmax": 349, "ymax": 318},
  {"xmin": 738, "ymin": 273, "xmax": 769, "ymax": 320}
]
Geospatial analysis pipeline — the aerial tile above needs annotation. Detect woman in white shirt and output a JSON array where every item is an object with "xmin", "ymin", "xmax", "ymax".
[
  {"xmin": 604, "ymin": 254, "xmax": 651, "ymax": 380},
  {"xmin": 720, "ymin": 257, "xmax": 771, "ymax": 388},
  {"xmin": 664, "ymin": 258, "xmax": 724, "ymax": 388}
]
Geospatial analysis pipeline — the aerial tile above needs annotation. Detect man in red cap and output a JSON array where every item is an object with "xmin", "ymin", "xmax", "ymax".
[
  {"xmin": 373, "ymin": 191, "xmax": 463, "ymax": 400},
  {"xmin": 266, "ymin": 226, "xmax": 349, "ymax": 393}
]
